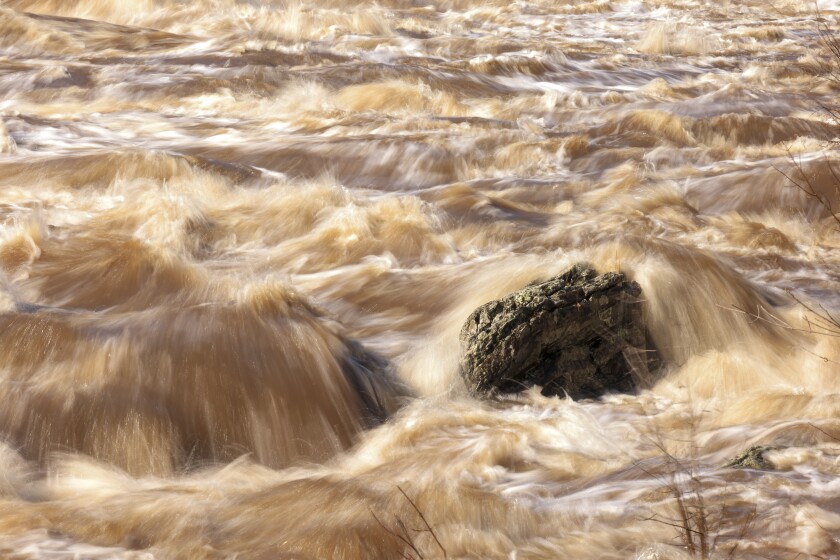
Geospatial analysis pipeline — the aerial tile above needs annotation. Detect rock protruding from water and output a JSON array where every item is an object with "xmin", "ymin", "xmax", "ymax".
[
  {"xmin": 459, "ymin": 264, "xmax": 657, "ymax": 399},
  {"xmin": 724, "ymin": 445, "xmax": 776, "ymax": 470}
]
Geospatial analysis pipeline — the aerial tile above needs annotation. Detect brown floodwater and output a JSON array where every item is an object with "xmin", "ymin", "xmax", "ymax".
[{"xmin": 0, "ymin": 0, "xmax": 839, "ymax": 558}]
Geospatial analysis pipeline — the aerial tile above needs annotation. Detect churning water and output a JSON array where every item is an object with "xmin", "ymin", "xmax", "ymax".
[{"xmin": 0, "ymin": 0, "xmax": 838, "ymax": 558}]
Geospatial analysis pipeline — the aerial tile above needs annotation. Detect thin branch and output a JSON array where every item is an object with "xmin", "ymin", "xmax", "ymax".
[
  {"xmin": 808, "ymin": 421, "xmax": 840, "ymax": 443},
  {"xmin": 397, "ymin": 486, "xmax": 448, "ymax": 559},
  {"xmin": 777, "ymin": 145, "xmax": 840, "ymax": 229},
  {"xmin": 643, "ymin": 514, "xmax": 707, "ymax": 537},
  {"xmin": 726, "ymin": 302, "xmax": 840, "ymax": 338},
  {"xmin": 369, "ymin": 507, "xmax": 424, "ymax": 560},
  {"xmin": 786, "ymin": 291, "xmax": 840, "ymax": 334},
  {"xmin": 725, "ymin": 506, "xmax": 758, "ymax": 560}
]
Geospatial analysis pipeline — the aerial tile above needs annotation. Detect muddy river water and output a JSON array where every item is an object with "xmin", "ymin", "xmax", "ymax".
[{"xmin": 0, "ymin": 0, "xmax": 839, "ymax": 558}]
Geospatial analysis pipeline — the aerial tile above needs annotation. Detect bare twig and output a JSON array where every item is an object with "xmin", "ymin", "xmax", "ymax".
[
  {"xmin": 725, "ymin": 300, "xmax": 840, "ymax": 339},
  {"xmin": 397, "ymin": 486, "xmax": 448, "ymax": 560},
  {"xmin": 773, "ymin": 149, "xmax": 840, "ymax": 230},
  {"xmin": 721, "ymin": 297, "xmax": 840, "ymax": 367},
  {"xmin": 369, "ymin": 487, "xmax": 448, "ymax": 560},
  {"xmin": 635, "ymin": 401, "xmax": 766, "ymax": 559},
  {"xmin": 369, "ymin": 507, "xmax": 424, "ymax": 560},
  {"xmin": 725, "ymin": 505, "xmax": 758, "ymax": 560},
  {"xmin": 808, "ymin": 421, "xmax": 840, "ymax": 443}
]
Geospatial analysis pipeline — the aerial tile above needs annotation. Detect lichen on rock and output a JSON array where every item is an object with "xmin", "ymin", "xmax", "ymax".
[{"xmin": 724, "ymin": 445, "xmax": 776, "ymax": 470}]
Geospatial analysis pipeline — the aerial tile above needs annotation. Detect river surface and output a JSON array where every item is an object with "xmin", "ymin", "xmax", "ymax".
[{"xmin": 0, "ymin": 0, "xmax": 839, "ymax": 558}]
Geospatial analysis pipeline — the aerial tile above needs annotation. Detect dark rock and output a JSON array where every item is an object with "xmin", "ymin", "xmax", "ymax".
[{"xmin": 459, "ymin": 263, "xmax": 658, "ymax": 399}]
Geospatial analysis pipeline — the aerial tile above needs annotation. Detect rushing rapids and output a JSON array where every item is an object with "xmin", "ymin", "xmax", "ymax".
[{"xmin": 0, "ymin": 0, "xmax": 839, "ymax": 558}]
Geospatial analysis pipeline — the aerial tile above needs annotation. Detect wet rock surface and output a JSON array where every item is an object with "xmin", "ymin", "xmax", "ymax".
[
  {"xmin": 459, "ymin": 264, "xmax": 658, "ymax": 399},
  {"xmin": 724, "ymin": 445, "xmax": 777, "ymax": 470}
]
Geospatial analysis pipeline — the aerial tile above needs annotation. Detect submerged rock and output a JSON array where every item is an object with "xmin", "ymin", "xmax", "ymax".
[
  {"xmin": 459, "ymin": 263, "xmax": 657, "ymax": 399},
  {"xmin": 0, "ymin": 285, "xmax": 410, "ymax": 475},
  {"xmin": 340, "ymin": 338, "xmax": 407, "ymax": 425}
]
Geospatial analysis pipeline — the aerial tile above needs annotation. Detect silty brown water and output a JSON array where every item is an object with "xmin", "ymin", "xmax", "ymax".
[{"xmin": 0, "ymin": 0, "xmax": 838, "ymax": 557}]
